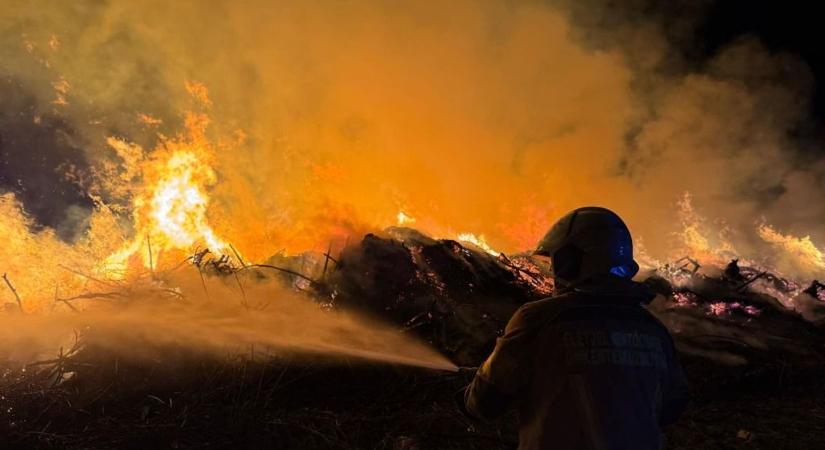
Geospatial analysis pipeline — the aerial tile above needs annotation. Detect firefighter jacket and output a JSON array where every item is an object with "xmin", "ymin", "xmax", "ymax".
[{"xmin": 465, "ymin": 274, "xmax": 689, "ymax": 450}]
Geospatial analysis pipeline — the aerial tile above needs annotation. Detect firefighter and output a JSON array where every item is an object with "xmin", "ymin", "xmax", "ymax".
[{"xmin": 464, "ymin": 206, "xmax": 689, "ymax": 450}]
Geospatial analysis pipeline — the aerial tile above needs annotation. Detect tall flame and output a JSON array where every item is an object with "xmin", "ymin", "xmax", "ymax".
[
  {"xmin": 674, "ymin": 192, "xmax": 737, "ymax": 265},
  {"xmin": 758, "ymin": 224, "xmax": 825, "ymax": 279},
  {"xmin": 101, "ymin": 110, "xmax": 227, "ymax": 276}
]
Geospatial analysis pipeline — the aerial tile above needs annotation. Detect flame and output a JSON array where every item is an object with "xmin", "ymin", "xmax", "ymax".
[
  {"xmin": 396, "ymin": 211, "xmax": 416, "ymax": 226},
  {"xmin": 674, "ymin": 192, "xmax": 737, "ymax": 265},
  {"xmin": 51, "ymin": 76, "xmax": 69, "ymax": 106},
  {"xmin": 0, "ymin": 194, "xmax": 122, "ymax": 311},
  {"xmin": 757, "ymin": 224, "xmax": 825, "ymax": 279},
  {"xmin": 101, "ymin": 108, "xmax": 228, "ymax": 275},
  {"xmin": 137, "ymin": 113, "xmax": 163, "ymax": 127},
  {"xmin": 456, "ymin": 233, "xmax": 499, "ymax": 256},
  {"xmin": 184, "ymin": 80, "xmax": 212, "ymax": 107},
  {"xmin": 148, "ymin": 150, "xmax": 224, "ymax": 251}
]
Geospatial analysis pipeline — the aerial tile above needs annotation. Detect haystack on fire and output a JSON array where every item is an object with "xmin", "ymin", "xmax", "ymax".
[{"xmin": 1, "ymin": 1, "xmax": 825, "ymax": 448}]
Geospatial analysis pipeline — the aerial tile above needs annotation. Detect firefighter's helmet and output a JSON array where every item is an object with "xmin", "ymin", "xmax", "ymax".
[{"xmin": 535, "ymin": 206, "xmax": 639, "ymax": 284}]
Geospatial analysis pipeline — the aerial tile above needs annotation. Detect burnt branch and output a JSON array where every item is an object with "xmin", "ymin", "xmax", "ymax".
[{"xmin": 2, "ymin": 272, "xmax": 24, "ymax": 312}]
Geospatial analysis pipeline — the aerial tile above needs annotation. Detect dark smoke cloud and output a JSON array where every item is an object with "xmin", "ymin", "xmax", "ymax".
[
  {"xmin": 553, "ymin": 0, "xmax": 825, "ymax": 252},
  {"xmin": 0, "ymin": 76, "xmax": 93, "ymax": 239},
  {"xmin": 1, "ymin": 1, "xmax": 191, "ymax": 239}
]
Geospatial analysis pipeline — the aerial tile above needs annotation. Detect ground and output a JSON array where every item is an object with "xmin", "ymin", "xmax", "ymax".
[{"xmin": 1, "ymin": 350, "xmax": 824, "ymax": 449}]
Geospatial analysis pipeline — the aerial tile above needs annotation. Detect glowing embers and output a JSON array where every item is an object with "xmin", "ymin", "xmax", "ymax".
[
  {"xmin": 669, "ymin": 291, "xmax": 762, "ymax": 319},
  {"xmin": 707, "ymin": 301, "xmax": 761, "ymax": 317}
]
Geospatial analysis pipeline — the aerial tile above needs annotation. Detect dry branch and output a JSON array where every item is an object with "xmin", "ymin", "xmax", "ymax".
[
  {"xmin": 321, "ymin": 241, "xmax": 333, "ymax": 281},
  {"xmin": 241, "ymin": 264, "xmax": 319, "ymax": 289},
  {"xmin": 233, "ymin": 271, "xmax": 248, "ymax": 308},
  {"xmin": 57, "ymin": 291, "xmax": 125, "ymax": 303},
  {"xmin": 57, "ymin": 298, "xmax": 80, "ymax": 312},
  {"xmin": 2, "ymin": 272, "xmax": 23, "ymax": 311},
  {"xmin": 57, "ymin": 264, "xmax": 118, "ymax": 287},
  {"xmin": 197, "ymin": 267, "xmax": 210, "ymax": 300},
  {"xmin": 147, "ymin": 235, "xmax": 155, "ymax": 274},
  {"xmin": 229, "ymin": 244, "xmax": 247, "ymax": 268},
  {"xmin": 736, "ymin": 271, "xmax": 768, "ymax": 291}
]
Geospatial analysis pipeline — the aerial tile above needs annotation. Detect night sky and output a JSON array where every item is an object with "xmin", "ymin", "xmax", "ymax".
[{"xmin": 679, "ymin": 1, "xmax": 825, "ymax": 138}]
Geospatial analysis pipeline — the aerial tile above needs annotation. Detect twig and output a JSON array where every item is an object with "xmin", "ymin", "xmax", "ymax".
[
  {"xmin": 197, "ymin": 267, "xmax": 210, "ymax": 300},
  {"xmin": 162, "ymin": 288, "xmax": 186, "ymax": 300},
  {"xmin": 168, "ymin": 256, "xmax": 196, "ymax": 273},
  {"xmin": 233, "ymin": 271, "xmax": 248, "ymax": 309},
  {"xmin": 673, "ymin": 256, "xmax": 701, "ymax": 273},
  {"xmin": 50, "ymin": 284, "xmax": 59, "ymax": 314},
  {"xmin": 2, "ymin": 272, "xmax": 23, "ymax": 312},
  {"xmin": 57, "ymin": 291, "xmax": 125, "ymax": 303},
  {"xmin": 57, "ymin": 264, "xmax": 117, "ymax": 287},
  {"xmin": 736, "ymin": 271, "xmax": 767, "ymax": 291},
  {"xmin": 229, "ymin": 244, "xmax": 247, "ymax": 268},
  {"xmin": 241, "ymin": 264, "xmax": 319, "ymax": 288},
  {"xmin": 147, "ymin": 235, "xmax": 154, "ymax": 275},
  {"xmin": 54, "ymin": 280, "xmax": 79, "ymax": 312},
  {"xmin": 57, "ymin": 298, "xmax": 80, "ymax": 312},
  {"xmin": 321, "ymin": 241, "xmax": 332, "ymax": 281}
]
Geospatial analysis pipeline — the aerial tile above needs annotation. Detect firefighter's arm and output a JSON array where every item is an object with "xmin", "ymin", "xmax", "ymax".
[{"xmin": 464, "ymin": 303, "xmax": 541, "ymax": 420}]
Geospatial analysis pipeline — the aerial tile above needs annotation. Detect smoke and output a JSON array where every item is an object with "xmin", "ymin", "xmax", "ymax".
[
  {"xmin": 0, "ymin": 77, "xmax": 94, "ymax": 239},
  {"xmin": 555, "ymin": 0, "xmax": 825, "ymax": 274},
  {"xmin": 1, "ymin": 1, "xmax": 824, "ymax": 278}
]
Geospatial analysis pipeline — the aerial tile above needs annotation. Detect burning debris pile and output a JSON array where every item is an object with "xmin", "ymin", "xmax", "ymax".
[
  {"xmin": 222, "ymin": 226, "xmax": 554, "ymax": 366},
  {"xmin": 253, "ymin": 227, "xmax": 825, "ymax": 373},
  {"xmin": 642, "ymin": 257, "xmax": 825, "ymax": 374},
  {"xmin": 326, "ymin": 227, "xmax": 553, "ymax": 365},
  {"xmin": 1, "ymin": 224, "xmax": 825, "ymax": 449}
]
